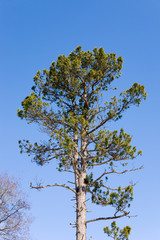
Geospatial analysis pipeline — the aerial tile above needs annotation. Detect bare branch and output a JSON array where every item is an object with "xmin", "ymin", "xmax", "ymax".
[
  {"xmin": 106, "ymin": 166, "xmax": 144, "ymax": 175},
  {"xmin": 99, "ymin": 183, "xmax": 136, "ymax": 191},
  {"xmin": 30, "ymin": 182, "xmax": 77, "ymax": 195},
  {"xmin": 86, "ymin": 211, "xmax": 129, "ymax": 224}
]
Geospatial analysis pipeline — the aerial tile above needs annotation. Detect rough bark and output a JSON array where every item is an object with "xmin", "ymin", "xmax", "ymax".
[
  {"xmin": 75, "ymin": 110, "xmax": 87, "ymax": 240},
  {"xmin": 76, "ymin": 173, "xmax": 86, "ymax": 240}
]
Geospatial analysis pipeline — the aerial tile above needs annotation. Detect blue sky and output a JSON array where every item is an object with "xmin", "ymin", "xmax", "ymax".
[{"xmin": 0, "ymin": 0, "xmax": 160, "ymax": 239}]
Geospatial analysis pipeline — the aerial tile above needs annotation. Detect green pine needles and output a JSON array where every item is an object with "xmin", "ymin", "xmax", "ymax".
[
  {"xmin": 104, "ymin": 221, "xmax": 131, "ymax": 240},
  {"xmin": 18, "ymin": 46, "xmax": 146, "ymax": 240}
]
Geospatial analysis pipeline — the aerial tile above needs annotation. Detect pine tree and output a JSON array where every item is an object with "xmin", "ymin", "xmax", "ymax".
[{"xmin": 18, "ymin": 46, "xmax": 146, "ymax": 240}]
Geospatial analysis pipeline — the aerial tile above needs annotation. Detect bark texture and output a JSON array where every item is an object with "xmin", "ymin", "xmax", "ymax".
[{"xmin": 76, "ymin": 174, "xmax": 86, "ymax": 240}]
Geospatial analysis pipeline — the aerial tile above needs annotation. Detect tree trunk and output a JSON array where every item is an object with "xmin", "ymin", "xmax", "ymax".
[
  {"xmin": 74, "ymin": 131, "xmax": 87, "ymax": 240},
  {"xmin": 73, "ymin": 133, "xmax": 87, "ymax": 240},
  {"xmin": 75, "ymin": 92, "xmax": 88, "ymax": 240},
  {"xmin": 76, "ymin": 119, "xmax": 87, "ymax": 240},
  {"xmin": 76, "ymin": 172, "xmax": 86, "ymax": 240}
]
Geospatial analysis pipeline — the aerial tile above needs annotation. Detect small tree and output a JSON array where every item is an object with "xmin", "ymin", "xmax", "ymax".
[
  {"xmin": 0, "ymin": 174, "xmax": 31, "ymax": 240},
  {"xmin": 18, "ymin": 46, "xmax": 146, "ymax": 240}
]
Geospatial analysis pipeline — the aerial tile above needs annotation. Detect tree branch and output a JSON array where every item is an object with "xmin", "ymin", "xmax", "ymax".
[
  {"xmin": 40, "ymin": 80, "xmax": 73, "ymax": 109},
  {"xmin": 86, "ymin": 188, "xmax": 106, "ymax": 206},
  {"xmin": 30, "ymin": 183, "xmax": 77, "ymax": 195},
  {"xmin": 90, "ymin": 171, "xmax": 107, "ymax": 185},
  {"xmin": 99, "ymin": 183, "xmax": 136, "ymax": 191},
  {"xmin": 86, "ymin": 211, "xmax": 129, "ymax": 224},
  {"xmin": 106, "ymin": 166, "xmax": 144, "ymax": 175},
  {"xmin": 87, "ymin": 100, "xmax": 132, "ymax": 135}
]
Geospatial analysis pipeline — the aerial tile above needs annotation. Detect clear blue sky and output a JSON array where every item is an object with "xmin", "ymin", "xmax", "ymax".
[{"xmin": 0, "ymin": 0, "xmax": 160, "ymax": 239}]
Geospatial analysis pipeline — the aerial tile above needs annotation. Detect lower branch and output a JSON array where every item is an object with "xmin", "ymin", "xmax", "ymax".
[
  {"xmin": 30, "ymin": 182, "xmax": 77, "ymax": 195},
  {"xmin": 86, "ymin": 211, "xmax": 129, "ymax": 224}
]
